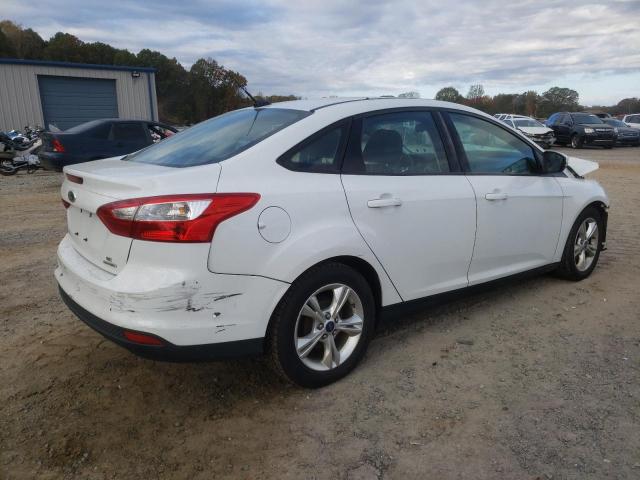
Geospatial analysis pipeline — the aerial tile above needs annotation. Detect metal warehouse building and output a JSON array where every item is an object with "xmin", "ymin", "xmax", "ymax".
[{"xmin": 0, "ymin": 58, "xmax": 158, "ymax": 131}]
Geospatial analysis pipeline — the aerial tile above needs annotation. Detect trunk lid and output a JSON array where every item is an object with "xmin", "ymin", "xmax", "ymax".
[{"xmin": 61, "ymin": 157, "xmax": 221, "ymax": 274}]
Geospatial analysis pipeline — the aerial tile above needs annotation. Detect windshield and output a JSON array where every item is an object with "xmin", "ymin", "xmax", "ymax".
[
  {"xmin": 514, "ymin": 118, "xmax": 544, "ymax": 128},
  {"xmin": 626, "ymin": 115, "xmax": 640, "ymax": 123},
  {"xmin": 572, "ymin": 114, "xmax": 603, "ymax": 125},
  {"xmin": 126, "ymin": 108, "xmax": 310, "ymax": 167},
  {"xmin": 604, "ymin": 119, "xmax": 625, "ymax": 127}
]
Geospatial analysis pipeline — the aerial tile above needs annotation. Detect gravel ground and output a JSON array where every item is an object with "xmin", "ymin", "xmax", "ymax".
[{"xmin": 1, "ymin": 145, "xmax": 639, "ymax": 479}]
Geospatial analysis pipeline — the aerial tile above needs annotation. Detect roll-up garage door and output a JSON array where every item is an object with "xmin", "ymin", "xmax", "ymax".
[{"xmin": 38, "ymin": 75, "xmax": 118, "ymax": 130}]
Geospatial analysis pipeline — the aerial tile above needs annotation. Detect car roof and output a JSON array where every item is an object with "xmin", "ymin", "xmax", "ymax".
[
  {"xmin": 262, "ymin": 97, "xmax": 487, "ymax": 118},
  {"xmin": 263, "ymin": 97, "xmax": 368, "ymax": 111}
]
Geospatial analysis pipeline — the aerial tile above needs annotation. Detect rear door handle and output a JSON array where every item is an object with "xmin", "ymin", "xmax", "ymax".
[
  {"xmin": 367, "ymin": 196, "xmax": 403, "ymax": 208},
  {"xmin": 485, "ymin": 192, "xmax": 508, "ymax": 201}
]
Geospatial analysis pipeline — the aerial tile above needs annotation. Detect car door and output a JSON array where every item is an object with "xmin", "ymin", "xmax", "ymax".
[
  {"xmin": 555, "ymin": 114, "xmax": 574, "ymax": 143},
  {"xmin": 341, "ymin": 110, "xmax": 476, "ymax": 301},
  {"xmin": 109, "ymin": 122, "xmax": 150, "ymax": 156},
  {"xmin": 445, "ymin": 111, "xmax": 563, "ymax": 284}
]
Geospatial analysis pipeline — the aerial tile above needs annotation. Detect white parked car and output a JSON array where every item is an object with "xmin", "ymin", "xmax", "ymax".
[
  {"xmin": 56, "ymin": 98, "xmax": 609, "ymax": 387},
  {"xmin": 622, "ymin": 114, "xmax": 640, "ymax": 130},
  {"xmin": 501, "ymin": 114, "xmax": 556, "ymax": 149}
]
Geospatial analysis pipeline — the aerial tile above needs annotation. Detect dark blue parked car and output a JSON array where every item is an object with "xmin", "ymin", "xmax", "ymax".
[{"xmin": 38, "ymin": 119, "xmax": 177, "ymax": 171}]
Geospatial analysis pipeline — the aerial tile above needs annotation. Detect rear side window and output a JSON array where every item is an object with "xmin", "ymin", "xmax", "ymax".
[
  {"xmin": 112, "ymin": 123, "xmax": 146, "ymax": 141},
  {"xmin": 90, "ymin": 123, "xmax": 112, "ymax": 139},
  {"xmin": 277, "ymin": 124, "xmax": 347, "ymax": 173},
  {"xmin": 449, "ymin": 113, "xmax": 537, "ymax": 175},
  {"xmin": 127, "ymin": 108, "xmax": 309, "ymax": 168},
  {"xmin": 344, "ymin": 111, "xmax": 450, "ymax": 175}
]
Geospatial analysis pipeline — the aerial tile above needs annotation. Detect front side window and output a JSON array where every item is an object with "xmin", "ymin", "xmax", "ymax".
[
  {"xmin": 277, "ymin": 125, "xmax": 346, "ymax": 173},
  {"xmin": 449, "ymin": 113, "xmax": 537, "ymax": 175},
  {"xmin": 345, "ymin": 111, "xmax": 449, "ymax": 175},
  {"xmin": 127, "ymin": 108, "xmax": 309, "ymax": 167}
]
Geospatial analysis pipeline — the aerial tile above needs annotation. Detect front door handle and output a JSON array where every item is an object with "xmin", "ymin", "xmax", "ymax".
[
  {"xmin": 485, "ymin": 192, "xmax": 508, "ymax": 201},
  {"xmin": 367, "ymin": 196, "xmax": 403, "ymax": 208}
]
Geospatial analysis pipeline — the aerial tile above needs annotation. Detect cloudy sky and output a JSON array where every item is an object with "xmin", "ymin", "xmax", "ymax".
[{"xmin": 4, "ymin": 0, "xmax": 640, "ymax": 105}]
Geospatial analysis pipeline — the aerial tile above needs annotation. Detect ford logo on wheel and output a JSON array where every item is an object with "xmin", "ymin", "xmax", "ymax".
[{"xmin": 68, "ymin": 191, "xmax": 76, "ymax": 203}]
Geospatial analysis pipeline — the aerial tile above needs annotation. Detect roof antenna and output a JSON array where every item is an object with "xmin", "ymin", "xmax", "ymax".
[{"xmin": 238, "ymin": 84, "xmax": 270, "ymax": 108}]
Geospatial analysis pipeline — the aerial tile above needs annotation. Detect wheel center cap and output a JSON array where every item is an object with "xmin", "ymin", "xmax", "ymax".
[{"xmin": 325, "ymin": 321, "xmax": 335, "ymax": 333}]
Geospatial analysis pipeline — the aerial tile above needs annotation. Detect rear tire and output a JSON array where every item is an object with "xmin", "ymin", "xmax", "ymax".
[
  {"xmin": 556, "ymin": 207, "xmax": 604, "ymax": 281},
  {"xmin": 268, "ymin": 262, "xmax": 375, "ymax": 388},
  {"xmin": 0, "ymin": 165, "xmax": 17, "ymax": 176}
]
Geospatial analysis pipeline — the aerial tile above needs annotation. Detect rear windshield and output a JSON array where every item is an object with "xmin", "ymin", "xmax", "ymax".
[
  {"xmin": 126, "ymin": 108, "xmax": 310, "ymax": 167},
  {"xmin": 65, "ymin": 119, "xmax": 108, "ymax": 133}
]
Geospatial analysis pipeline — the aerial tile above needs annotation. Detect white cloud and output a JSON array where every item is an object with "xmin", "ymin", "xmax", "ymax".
[{"xmin": 3, "ymin": 0, "xmax": 640, "ymax": 103}]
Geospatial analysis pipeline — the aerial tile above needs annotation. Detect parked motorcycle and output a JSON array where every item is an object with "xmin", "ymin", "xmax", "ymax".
[
  {"xmin": 0, "ymin": 153, "xmax": 41, "ymax": 175},
  {"xmin": 0, "ymin": 131, "xmax": 43, "ymax": 175}
]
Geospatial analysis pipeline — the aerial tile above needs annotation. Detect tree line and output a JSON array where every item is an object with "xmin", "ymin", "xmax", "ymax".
[
  {"xmin": 2, "ymin": 20, "xmax": 638, "ymax": 124},
  {"xmin": 435, "ymin": 85, "xmax": 640, "ymax": 118},
  {"xmin": 0, "ymin": 20, "xmax": 297, "ymax": 125}
]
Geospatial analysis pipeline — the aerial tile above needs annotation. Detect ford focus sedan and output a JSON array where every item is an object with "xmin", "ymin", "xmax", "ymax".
[{"xmin": 56, "ymin": 98, "xmax": 609, "ymax": 387}]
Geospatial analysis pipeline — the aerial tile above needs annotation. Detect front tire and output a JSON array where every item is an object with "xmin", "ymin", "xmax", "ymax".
[
  {"xmin": 268, "ymin": 262, "xmax": 375, "ymax": 388},
  {"xmin": 556, "ymin": 207, "xmax": 604, "ymax": 281},
  {"xmin": 571, "ymin": 134, "xmax": 583, "ymax": 149}
]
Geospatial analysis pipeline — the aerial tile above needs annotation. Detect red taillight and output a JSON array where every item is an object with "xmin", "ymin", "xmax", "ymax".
[
  {"xmin": 66, "ymin": 173, "xmax": 83, "ymax": 184},
  {"xmin": 52, "ymin": 139, "xmax": 65, "ymax": 153},
  {"xmin": 123, "ymin": 330, "xmax": 164, "ymax": 346},
  {"xmin": 96, "ymin": 193, "xmax": 260, "ymax": 243},
  {"xmin": 62, "ymin": 199, "xmax": 71, "ymax": 209}
]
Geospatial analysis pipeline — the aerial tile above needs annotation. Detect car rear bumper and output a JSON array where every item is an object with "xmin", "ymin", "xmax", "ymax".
[
  {"xmin": 38, "ymin": 151, "xmax": 72, "ymax": 171},
  {"xmin": 59, "ymin": 286, "xmax": 263, "ymax": 361},
  {"xmin": 55, "ymin": 234, "xmax": 289, "ymax": 358}
]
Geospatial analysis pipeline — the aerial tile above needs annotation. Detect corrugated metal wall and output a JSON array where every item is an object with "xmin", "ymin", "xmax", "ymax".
[{"xmin": 0, "ymin": 63, "xmax": 157, "ymax": 131}]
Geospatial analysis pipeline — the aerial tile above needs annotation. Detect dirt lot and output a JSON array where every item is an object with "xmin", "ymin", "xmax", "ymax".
[{"xmin": 1, "ymin": 146, "xmax": 639, "ymax": 480}]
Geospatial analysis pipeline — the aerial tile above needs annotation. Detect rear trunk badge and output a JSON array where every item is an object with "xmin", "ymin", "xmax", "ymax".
[
  {"xmin": 103, "ymin": 257, "xmax": 117, "ymax": 268},
  {"xmin": 68, "ymin": 191, "xmax": 76, "ymax": 203}
]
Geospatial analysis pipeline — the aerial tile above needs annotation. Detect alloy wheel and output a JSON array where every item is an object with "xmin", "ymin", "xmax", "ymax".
[
  {"xmin": 294, "ymin": 283, "xmax": 364, "ymax": 371},
  {"xmin": 571, "ymin": 135, "xmax": 579, "ymax": 148},
  {"xmin": 574, "ymin": 217, "xmax": 599, "ymax": 272}
]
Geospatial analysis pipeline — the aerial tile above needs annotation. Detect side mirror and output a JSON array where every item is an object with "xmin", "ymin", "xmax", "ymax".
[{"xmin": 541, "ymin": 150, "xmax": 567, "ymax": 174}]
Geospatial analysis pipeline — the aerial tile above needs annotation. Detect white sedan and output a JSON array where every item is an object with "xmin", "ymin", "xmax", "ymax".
[
  {"xmin": 622, "ymin": 114, "xmax": 640, "ymax": 130},
  {"xmin": 56, "ymin": 98, "xmax": 609, "ymax": 387}
]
